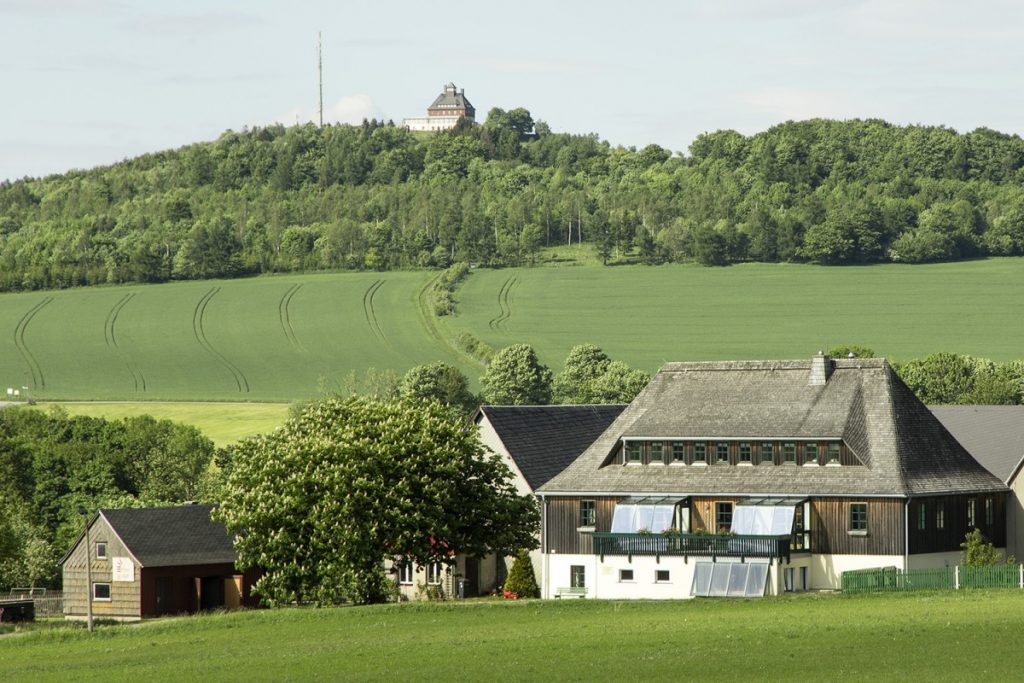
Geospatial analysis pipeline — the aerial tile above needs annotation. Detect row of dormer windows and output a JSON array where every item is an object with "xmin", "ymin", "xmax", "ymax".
[{"xmin": 621, "ymin": 440, "xmax": 846, "ymax": 467}]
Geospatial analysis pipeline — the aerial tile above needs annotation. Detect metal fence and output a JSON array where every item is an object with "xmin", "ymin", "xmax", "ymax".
[
  {"xmin": 6, "ymin": 589, "xmax": 63, "ymax": 618},
  {"xmin": 842, "ymin": 565, "xmax": 1024, "ymax": 594}
]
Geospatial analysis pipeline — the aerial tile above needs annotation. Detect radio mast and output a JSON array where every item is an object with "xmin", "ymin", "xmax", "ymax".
[{"xmin": 317, "ymin": 32, "xmax": 323, "ymax": 128}]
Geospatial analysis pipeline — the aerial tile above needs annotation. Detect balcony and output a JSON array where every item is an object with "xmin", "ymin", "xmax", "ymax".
[{"xmin": 591, "ymin": 532, "xmax": 792, "ymax": 563}]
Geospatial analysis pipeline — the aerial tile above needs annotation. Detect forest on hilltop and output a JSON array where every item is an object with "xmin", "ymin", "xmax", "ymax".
[{"xmin": 2, "ymin": 112, "xmax": 1024, "ymax": 291}]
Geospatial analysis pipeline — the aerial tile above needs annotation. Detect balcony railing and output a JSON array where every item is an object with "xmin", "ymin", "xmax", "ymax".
[{"xmin": 591, "ymin": 532, "xmax": 792, "ymax": 563}]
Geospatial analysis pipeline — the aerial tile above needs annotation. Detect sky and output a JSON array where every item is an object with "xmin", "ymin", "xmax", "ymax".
[{"xmin": 2, "ymin": 0, "xmax": 1024, "ymax": 182}]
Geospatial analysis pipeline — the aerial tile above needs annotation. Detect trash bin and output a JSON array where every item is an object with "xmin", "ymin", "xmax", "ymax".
[{"xmin": 457, "ymin": 578, "xmax": 467, "ymax": 599}]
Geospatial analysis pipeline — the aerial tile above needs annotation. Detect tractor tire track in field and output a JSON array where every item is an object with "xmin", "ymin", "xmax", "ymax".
[
  {"xmin": 488, "ymin": 277, "xmax": 517, "ymax": 331},
  {"xmin": 104, "ymin": 293, "xmax": 146, "ymax": 392},
  {"xmin": 362, "ymin": 279, "xmax": 388, "ymax": 344},
  {"xmin": 192, "ymin": 287, "xmax": 250, "ymax": 393},
  {"xmin": 13, "ymin": 297, "xmax": 53, "ymax": 390},
  {"xmin": 278, "ymin": 283, "xmax": 304, "ymax": 351}
]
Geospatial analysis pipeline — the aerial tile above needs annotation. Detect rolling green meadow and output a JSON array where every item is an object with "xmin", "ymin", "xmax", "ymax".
[
  {"xmin": 0, "ymin": 258, "xmax": 1022, "ymax": 406},
  {"xmin": 3, "ymin": 592, "xmax": 1024, "ymax": 681}
]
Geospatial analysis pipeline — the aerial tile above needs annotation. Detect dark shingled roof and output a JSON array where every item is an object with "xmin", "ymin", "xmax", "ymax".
[
  {"xmin": 101, "ymin": 504, "xmax": 237, "ymax": 567},
  {"xmin": 539, "ymin": 359, "xmax": 1007, "ymax": 498},
  {"xmin": 479, "ymin": 405, "xmax": 626, "ymax": 491},
  {"xmin": 428, "ymin": 82, "xmax": 475, "ymax": 114},
  {"xmin": 929, "ymin": 405, "xmax": 1024, "ymax": 484}
]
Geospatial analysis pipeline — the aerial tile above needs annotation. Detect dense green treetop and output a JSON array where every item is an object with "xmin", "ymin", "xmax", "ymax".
[
  {"xmin": 2, "ymin": 117, "xmax": 1024, "ymax": 291},
  {"xmin": 480, "ymin": 344, "xmax": 553, "ymax": 405},
  {"xmin": 216, "ymin": 395, "xmax": 539, "ymax": 605}
]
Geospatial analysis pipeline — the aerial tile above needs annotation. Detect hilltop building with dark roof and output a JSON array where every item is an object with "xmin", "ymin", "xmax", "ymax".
[
  {"xmin": 402, "ymin": 82, "xmax": 475, "ymax": 132},
  {"xmin": 60, "ymin": 504, "xmax": 259, "ymax": 621},
  {"xmin": 534, "ymin": 355, "xmax": 1008, "ymax": 598}
]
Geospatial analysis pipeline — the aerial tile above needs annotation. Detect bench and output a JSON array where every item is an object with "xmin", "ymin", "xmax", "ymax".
[{"xmin": 555, "ymin": 586, "xmax": 587, "ymax": 599}]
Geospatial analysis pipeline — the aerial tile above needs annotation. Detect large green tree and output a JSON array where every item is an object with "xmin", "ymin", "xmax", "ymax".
[
  {"xmin": 480, "ymin": 344, "xmax": 552, "ymax": 405},
  {"xmin": 216, "ymin": 396, "xmax": 539, "ymax": 606},
  {"xmin": 399, "ymin": 361, "xmax": 478, "ymax": 415}
]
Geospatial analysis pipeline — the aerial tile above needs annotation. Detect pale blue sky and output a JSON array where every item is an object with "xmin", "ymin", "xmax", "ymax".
[{"xmin": 2, "ymin": 0, "xmax": 1023, "ymax": 181}]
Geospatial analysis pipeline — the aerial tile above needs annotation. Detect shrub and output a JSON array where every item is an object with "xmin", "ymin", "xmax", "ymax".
[
  {"xmin": 961, "ymin": 528, "xmax": 1001, "ymax": 567},
  {"xmin": 503, "ymin": 549, "xmax": 539, "ymax": 598}
]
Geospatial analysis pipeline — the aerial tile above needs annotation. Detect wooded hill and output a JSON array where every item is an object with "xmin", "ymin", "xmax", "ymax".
[{"xmin": 2, "ymin": 113, "xmax": 1024, "ymax": 291}]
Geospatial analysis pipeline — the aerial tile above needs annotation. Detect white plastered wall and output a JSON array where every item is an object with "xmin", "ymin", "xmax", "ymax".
[
  {"xmin": 807, "ymin": 554, "xmax": 904, "ymax": 590},
  {"xmin": 1011, "ymin": 474, "xmax": 1024, "ymax": 560}
]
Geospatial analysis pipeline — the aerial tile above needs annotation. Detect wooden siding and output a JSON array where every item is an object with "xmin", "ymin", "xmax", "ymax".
[
  {"xmin": 546, "ymin": 497, "xmax": 617, "ymax": 554},
  {"xmin": 690, "ymin": 497, "xmax": 742, "ymax": 533},
  {"xmin": 811, "ymin": 498, "xmax": 905, "ymax": 556},
  {"xmin": 62, "ymin": 516, "xmax": 141, "ymax": 619},
  {"xmin": 908, "ymin": 493, "xmax": 1007, "ymax": 554}
]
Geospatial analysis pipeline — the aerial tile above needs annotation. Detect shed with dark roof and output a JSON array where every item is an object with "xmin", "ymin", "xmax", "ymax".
[{"xmin": 60, "ymin": 504, "xmax": 259, "ymax": 621}]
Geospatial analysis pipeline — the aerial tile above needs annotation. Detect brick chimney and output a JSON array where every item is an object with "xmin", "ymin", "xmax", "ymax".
[{"xmin": 809, "ymin": 351, "xmax": 832, "ymax": 386}]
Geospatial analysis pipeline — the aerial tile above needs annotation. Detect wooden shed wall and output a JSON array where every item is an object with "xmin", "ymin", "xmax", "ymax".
[{"xmin": 811, "ymin": 498, "xmax": 905, "ymax": 556}]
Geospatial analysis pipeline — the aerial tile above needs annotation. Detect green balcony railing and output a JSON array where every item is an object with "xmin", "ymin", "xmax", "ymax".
[{"xmin": 591, "ymin": 532, "xmax": 792, "ymax": 563}]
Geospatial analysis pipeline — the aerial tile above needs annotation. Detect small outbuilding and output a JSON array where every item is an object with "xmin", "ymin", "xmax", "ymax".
[{"xmin": 60, "ymin": 504, "xmax": 259, "ymax": 621}]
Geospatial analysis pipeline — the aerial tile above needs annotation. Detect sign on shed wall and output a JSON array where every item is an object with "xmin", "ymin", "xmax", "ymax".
[{"xmin": 112, "ymin": 557, "xmax": 135, "ymax": 582}]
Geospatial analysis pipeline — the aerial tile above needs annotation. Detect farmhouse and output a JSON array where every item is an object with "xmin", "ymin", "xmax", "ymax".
[
  {"xmin": 389, "ymin": 405, "xmax": 623, "ymax": 600},
  {"xmin": 535, "ymin": 355, "xmax": 1008, "ymax": 599},
  {"xmin": 929, "ymin": 405, "xmax": 1024, "ymax": 559},
  {"xmin": 60, "ymin": 504, "xmax": 259, "ymax": 621},
  {"xmin": 402, "ymin": 82, "xmax": 476, "ymax": 132}
]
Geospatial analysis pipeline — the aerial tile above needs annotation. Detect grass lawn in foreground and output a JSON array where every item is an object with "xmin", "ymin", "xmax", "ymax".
[
  {"xmin": 2, "ymin": 591, "xmax": 1023, "ymax": 681},
  {"xmin": 42, "ymin": 402, "xmax": 291, "ymax": 446}
]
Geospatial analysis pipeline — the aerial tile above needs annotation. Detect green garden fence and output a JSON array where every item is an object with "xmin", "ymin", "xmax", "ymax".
[{"xmin": 842, "ymin": 564, "xmax": 1024, "ymax": 594}]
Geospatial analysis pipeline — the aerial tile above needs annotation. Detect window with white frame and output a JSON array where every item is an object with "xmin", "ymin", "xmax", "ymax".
[
  {"xmin": 95, "ymin": 542, "xmax": 107, "ymax": 560},
  {"xmin": 580, "ymin": 500, "xmax": 596, "ymax": 528},
  {"xmin": 827, "ymin": 442, "xmax": 841, "ymax": 464},
  {"xmin": 625, "ymin": 441, "xmax": 642, "ymax": 463},
  {"xmin": 803, "ymin": 442, "xmax": 818, "ymax": 466},
  {"xmin": 716, "ymin": 443, "xmax": 729, "ymax": 464},
  {"xmin": 671, "ymin": 442, "xmax": 686, "ymax": 463},
  {"xmin": 649, "ymin": 441, "xmax": 664, "ymax": 465},
  {"xmin": 760, "ymin": 442, "xmax": 774, "ymax": 465},
  {"xmin": 739, "ymin": 442, "xmax": 752, "ymax": 464},
  {"xmin": 693, "ymin": 443, "xmax": 707, "ymax": 464},
  {"xmin": 619, "ymin": 569, "xmax": 634, "ymax": 582},
  {"xmin": 570, "ymin": 565, "xmax": 585, "ymax": 588},
  {"xmin": 398, "ymin": 562, "xmax": 413, "ymax": 585},
  {"xmin": 93, "ymin": 583, "xmax": 111, "ymax": 601},
  {"xmin": 427, "ymin": 562, "xmax": 442, "ymax": 585},
  {"xmin": 783, "ymin": 442, "xmax": 796, "ymax": 464},
  {"xmin": 715, "ymin": 502, "xmax": 733, "ymax": 532},
  {"xmin": 849, "ymin": 503, "xmax": 868, "ymax": 532},
  {"xmin": 655, "ymin": 569, "xmax": 671, "ymax": 583}
]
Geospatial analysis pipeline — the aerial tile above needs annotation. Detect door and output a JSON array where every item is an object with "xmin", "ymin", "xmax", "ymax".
[
  {"xmin": 155, "ymin": 577, "xmax": 173, "ymax": 616},
  {"xmin": 200, "ymin": 576, "xmax": 225, "ymax": 610},
  {"xmin": 463, "ymin": 557, "xmax": 479, "ymax": 597}
]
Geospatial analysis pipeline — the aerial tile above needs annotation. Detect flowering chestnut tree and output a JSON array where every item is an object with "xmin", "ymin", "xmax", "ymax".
[{"xmin": 216, "ymin": 395, "xmax": 539, "ymax": 605}]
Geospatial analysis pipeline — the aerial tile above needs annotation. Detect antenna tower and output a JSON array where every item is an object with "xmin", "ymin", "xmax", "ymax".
[{"xmin": 317, "ymin": 32, "xmax": 324, "ymax": 128}]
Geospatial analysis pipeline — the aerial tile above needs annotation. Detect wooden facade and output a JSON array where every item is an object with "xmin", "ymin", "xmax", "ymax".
[
  {"xmin": 907, "ymin": 493, "xmax": 1007, "ymax": 554},
  {"xmin": 544, "ymin": 495, "xmax": 955, "ymax": 558}
]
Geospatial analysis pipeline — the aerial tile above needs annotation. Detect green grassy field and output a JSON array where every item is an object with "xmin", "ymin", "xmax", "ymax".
[
  {"xmin": 3, "ymin": 592, "xmax": 1023, "ymax": 681},
  {"xmin": 1, "ymin": 259, "xmax": 1023, "ymax": 402},
  {"xmin": 42, "ymin": 402, "xmax": 291, "ymax": 446}
]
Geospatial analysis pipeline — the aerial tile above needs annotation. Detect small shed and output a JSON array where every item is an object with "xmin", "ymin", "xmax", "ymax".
[{"xmin": 60, "ymin": 504, "xmax": 259, "ymax": 621}]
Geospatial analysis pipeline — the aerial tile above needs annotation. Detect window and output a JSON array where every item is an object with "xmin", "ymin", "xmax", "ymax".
[
  {"xmin": 95, "ymin": 542, "xmax": 107, "ymax": 560},
  {"xmin": 619, "ymin": 569, "xmax": 634, "ymax": 582},
  {"xmin": 967, "ymin": 498, "xmax": 977, "ymax": 528},
  {"xmin": 936, "ymin": 503, "xmax": 946, "ymax": 530},
  {"xmin": 739, "ymin": 442, "xmax": 752, "ymax": 464},
  {"xmin": 570, "ymin": 565, "xmax": 585, "ymax": 589},
  {"xmin": 783, "ymin": 442, "xmax": 796, "ymax": 464},
  {"xmin": 625, "ymin": 441, "xmax": 641, "ymax": 463},
  {"xmin": 92, "ymin": 583, "xmax": 111, "ymax": 601},
  {"xmin": 580, "ymin": 500, "xmax": 596, "ymax": 528},
  {"xmin": 985, "ymin": 497, "xmax": 994, "ymax": 526},
  {"xmin": 715, "ymin": 502, "xmax": 733, "ymax": 532},
  {"xmin": 398, "ymin": 562, "xmax": 413, "ymax": 585},
  {"xmin": 849, "ymin": 503, "xmax": 868, "ymax": 532},
  {"xmin": 427, "ymin": 562, "xmax": 442, "ymax": 585},
  {"xmin": 760, "ymin": 442, "xmax": 774, "ymax": 465},
  {"xmin": 649, "ymin": 441, "xmax": 664, "ymax": 465},
  {"xmin": 693, "ymin": 443, "xmax": 707, "ymax": 464},
  {"xmin": 716, "ymin": 442, "xmax": 729, "ymax": 464},
  {"xmin": 804, "ymin": 443, "xmax": 818, "ymax": 466},
  {"xmin": 917, "ymin": 503, "xmax": 927, "ymax": 531},
  {"xmin": 671, "ymin": 442, "xmax": 686, "ymax": 463},
  {"xmin": 827, "ymin": 442, "xmax": 841, "ymax": 465},
  {"xmin": 655, "ymin": 569, "xmax": 671, "ymax": 583}
]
